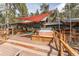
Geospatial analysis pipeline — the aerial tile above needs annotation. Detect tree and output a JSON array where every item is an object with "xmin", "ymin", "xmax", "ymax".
[
  {"xmin": 35, "ymin": 9, "xmax": 39, "ymax": 15},
  {"xmin": 0, "ymin": 11, "xmax": 5, "ymax": 24},
  {"xmin": 0, "ymin": 11, "xmax": 2, "ymax": 17},
  {"xmin": 48, "ymin": 8, "xmax": 60, "ymax": 22},
  {"xmin": 15, "ymin": 3, "xmax": 28, "ymax": 17},
  {"xmin": 40, "ymin": 3, "xmax": 49, "ymax": 14},
  {"xmin": 0, "ymin": 3, "xmax": 28, "ymax": 24},
  {"xmin": 63, "ymin": 3, "xmax": 79, "ymax": 18},
  {"xmin": 30, "ymin": 12, "xmax": 34, "ymax": 16}
]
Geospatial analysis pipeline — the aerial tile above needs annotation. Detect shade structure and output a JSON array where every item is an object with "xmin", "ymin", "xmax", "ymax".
[
  {"xmin": 17, "ymin": 13, "xmax": 50, "ymax": 23},
  {"xmin": 62, "ymin": 18, "xmax": 79, "ymax": 26}
]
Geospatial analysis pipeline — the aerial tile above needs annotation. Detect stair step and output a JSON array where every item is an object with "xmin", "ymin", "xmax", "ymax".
[
  {"xmin": 6, "ymin": 43, "xmax": 47, "ymax": 56},
  {"xmin": 0, "ymin": 43, "xmax": 20, "ymax": 56},
  {"xmin": 7, "ymin": 40, "xmax": 58, "ymax": 56}
]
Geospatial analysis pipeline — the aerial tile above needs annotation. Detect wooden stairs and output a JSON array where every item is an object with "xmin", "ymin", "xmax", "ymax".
[{"xmin": 0, "ymin": 39, "xmax": 58, "ymax": 56}]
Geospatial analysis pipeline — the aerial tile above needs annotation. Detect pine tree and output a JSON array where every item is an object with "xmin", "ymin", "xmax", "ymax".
[
  {"xmin": 35, "ymin": 9, "xmax": 39, "ymax": 15},
  {"xmin": 40, "ymin": 3, "xmax": 49, "ymax": 14}
]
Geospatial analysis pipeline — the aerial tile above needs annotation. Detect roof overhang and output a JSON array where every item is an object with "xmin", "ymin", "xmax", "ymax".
[
  {"xmin": 16, "ymin": 12, "xmax": 50, "ymax": 23},
  {"xmin": 62, "ymin": 18, "xmax": 79, "ymax": 26}
]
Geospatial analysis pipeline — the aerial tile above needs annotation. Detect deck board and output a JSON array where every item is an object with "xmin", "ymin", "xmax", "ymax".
[{"xmin": 0, "ymin": 43, "xmax": 20, "ymax": 56}]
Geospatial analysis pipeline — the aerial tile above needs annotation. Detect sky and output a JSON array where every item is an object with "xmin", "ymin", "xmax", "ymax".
[
  {"xmin": 26, "ymin": 3, "xmax": 66, "ymax": 13},
  {"xmin": 0, "ymin": 3, "xmax": 66, "ymax": 15}
]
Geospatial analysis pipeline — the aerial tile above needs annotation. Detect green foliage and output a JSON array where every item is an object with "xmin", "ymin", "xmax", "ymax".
[
  {"xmin": 63, "ymin": 3, "xmax": 79, "ymax": 18},
  {"xmin": 35, "ymin": 9, "xmax": 39, "ymax": 15},
  {"xmin": 30, "ymin": 12, "xmax": 34, "ymax": 16},
  {"xmin": 0, "ymin": 3, "xmax": 28, "ymax": 24},
  {"xmin": 48, "ymin": 8, "xmax": 59, "ymax": 22},
  {"xmin": 15, "ymin": 3, "xmax": 28, "ymax": 17},
  {"xmin": 40, "ymin": 3, "xmax": 49, "ymax": 14}
]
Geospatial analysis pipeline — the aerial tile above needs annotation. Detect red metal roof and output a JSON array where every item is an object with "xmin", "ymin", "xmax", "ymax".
[{"xmin": 17, "ymin": 13, "xmax": 50, "ymax": 23}]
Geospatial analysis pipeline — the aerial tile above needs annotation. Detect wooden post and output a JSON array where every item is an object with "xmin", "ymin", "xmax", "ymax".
[
  {"xmin": 63, "ymin": 31, "xmax": 66, "ymax": 42},
  {"xmin": 58, "ymin": 33, "xmax": 64, "ymax": 56},
  {"xmin": 59, "ymin": 37, "xmax": 79, "ymax": 56},
  {"xmin": 54, "ymin": 32, "xmax": 59, "ymax": 50},
  {"xmin": 3, "ymin": 30, "xmax": 7, "ymax": 41},
  {"xmin": 12, "ymin": 27, "xmax": 14, "ymax": 35},
  {"xmin": 63, "ymin": 33, "xmax": 67, "ymax": 52}
]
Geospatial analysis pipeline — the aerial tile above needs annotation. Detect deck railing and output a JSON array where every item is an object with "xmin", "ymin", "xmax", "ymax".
[
  {"xmin": 54, "ymin": 31, "xmax": 79, "ymax": 56},
  {"xmin": 31, "ymin": 30, "xmax": 79, "ymax": 56}
]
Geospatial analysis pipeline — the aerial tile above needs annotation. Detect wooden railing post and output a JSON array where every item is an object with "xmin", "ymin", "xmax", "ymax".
[
  {"xmin": 54, "ymin": 32, "xmax": 59, "ymax": 50},
  {"xmin": 58, "ymin": 33, "xmax": 64, "ymax": 56},
  {"xmin": 59, "ymin": 37, "xmax": 79, "ymax": 56},
  {"xmin": 12, "ymin": 27, "xmax": 14, "ymax": 35},
  {"xmin": 53, "ymin": 31, "xmax": 79, "ymax": 56}
]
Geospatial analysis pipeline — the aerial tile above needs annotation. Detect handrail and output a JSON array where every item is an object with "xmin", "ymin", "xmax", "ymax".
[
  {"xmin": 59, "ymin": 38, "xmax": 79, "ymax": 56},
  {"xmin": 54, "ymin": 31, "xmax": 79, "ymax": 56},
  {"xmin": 32, "ymin": 30, "xmax": 79, "ymax": 56},
  {"xmin": 32, "ymin": 35, "xmax": 53, "ymax": 38}
]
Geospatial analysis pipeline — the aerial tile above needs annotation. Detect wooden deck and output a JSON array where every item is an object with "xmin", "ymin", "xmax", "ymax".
[
  {"xmin": 0, "ymin": 30, "xmax": 79, "ymax": 56},
  {"xmin": 0, "ymin": 35, "xmax": 58, "ymax": 56}
]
